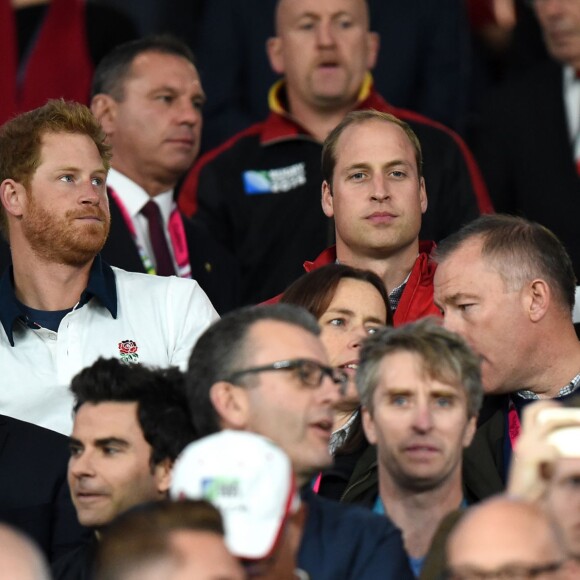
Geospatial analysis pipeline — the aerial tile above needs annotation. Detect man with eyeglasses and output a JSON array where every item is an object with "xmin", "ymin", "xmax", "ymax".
[
  {"xmin": 185, "ymin": 303, "xmax": 414, "ymax": 579},
  {"xmin": 446, "ymin": 496, "xmax": 574, "ymax": 580}
]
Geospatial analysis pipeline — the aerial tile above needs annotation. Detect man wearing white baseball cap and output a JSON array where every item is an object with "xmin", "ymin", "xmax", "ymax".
[{"xmin": 171, "ymin": 430, "xmax": 305, "ymax": 579}]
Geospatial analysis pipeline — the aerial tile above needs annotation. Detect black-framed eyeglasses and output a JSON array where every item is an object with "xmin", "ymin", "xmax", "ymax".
[
  {"xmin": 224, "ymin": 358, "xmax": 348, "ymax": 396},
  {"xmin": 444, "ymin": 560, "xmax": 565, "ymax": 580}
]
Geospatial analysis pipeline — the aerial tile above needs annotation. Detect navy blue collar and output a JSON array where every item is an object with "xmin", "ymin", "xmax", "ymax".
[{"xmin": 0, "ymin": 254, "xmax": 117, "ymax": 346}]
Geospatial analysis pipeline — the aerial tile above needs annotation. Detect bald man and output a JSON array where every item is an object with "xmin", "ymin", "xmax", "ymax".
[
  {"xmin": 0, "ymin": 524, "xmax": 51, "ymax": 580},
  {"xmin": 446, "ymin": 497, "xmax": 573, "ymax": 579}
]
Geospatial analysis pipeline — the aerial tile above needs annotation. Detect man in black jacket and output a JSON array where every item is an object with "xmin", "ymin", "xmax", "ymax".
[{"xmin": 0, "ymin": 415, "xmax": 90, "ymax": 564}]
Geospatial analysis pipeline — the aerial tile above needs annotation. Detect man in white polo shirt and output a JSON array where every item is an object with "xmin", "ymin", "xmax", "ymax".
[{"xmin": 0, "ymin": 99, "xmax": 218, "ymax": 435}]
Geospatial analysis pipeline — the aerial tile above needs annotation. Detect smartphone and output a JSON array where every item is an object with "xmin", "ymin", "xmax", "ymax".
[{"xmin": 536, "ymin": 407, "xmax": 580, "ymax": 458}]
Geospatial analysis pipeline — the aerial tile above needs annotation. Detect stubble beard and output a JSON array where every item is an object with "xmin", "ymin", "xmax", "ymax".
[{"xmin": 22, "ymin": 198, "xmax": 110, "ymax": 267}]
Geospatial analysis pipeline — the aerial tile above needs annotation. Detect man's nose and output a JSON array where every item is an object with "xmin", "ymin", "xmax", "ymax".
[
  {"xmin": 179, "ymin": 99, "xmax": 202, "ymax": 126},
  {"xmin": 69, "ymin": 450, "xmax": 95, "ymax": 478},
  {"xmin": 316, "ymin": 21, "xmax": 337, "ymax": 47},
  {"xmin": 412, "ymin": 402, "xmax": 434, "ymax": 433},
  {"xmin": 370, "ymin": 174, "xmax": 389, "ymax": 201},
  {"xmin": 79, "ymin": 181, "xmax": 102, "ymax": 205}
]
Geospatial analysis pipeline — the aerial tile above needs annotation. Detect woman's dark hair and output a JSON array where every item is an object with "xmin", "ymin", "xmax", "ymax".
[
  {"xmin": 281, "ymin": 264, "xmax": 392, "ymax": 457},
  {"xmin": 280, "ymin": 263, "xmax": 393, "ymax": 325}
]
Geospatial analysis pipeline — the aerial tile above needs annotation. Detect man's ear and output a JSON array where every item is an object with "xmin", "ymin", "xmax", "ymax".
[
  {"xmin": 90, "ymin": 94, "xmax": 118, "ymax": 136},
  {"xmin": 321, "ymin": 181, "xmax": 334, "ymax": 218},
  {"xmin": 1, "ymin": 179, "xmax": 27, "ymax": 219},
  {"xmin": 419, "ymin": 177, "xmax": 428, "ymax": 215},
  {"xmin": 209, "ymin": 381, "xmax": 250, "ymax": 430},
  {"xmin": 526, "ymin": 279, "xmax": 550, "ymax": 323},
  {"xmin": 154, "ymin": 457, "xmax": 173, "ymax": 495},
  {"xmin": 361, "ymin": 406, "xmax": 377, "ymax": 445},
  {"xmin": 266, "ymin": 36, "xmax": 285, "ymax": 75},
  {"xmin": 366, "ymin": 31, "xmax": 380, "ymax": 71}
]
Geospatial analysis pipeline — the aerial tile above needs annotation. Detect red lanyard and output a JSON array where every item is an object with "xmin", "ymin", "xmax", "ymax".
[
  {"xmin": 312, "ymin": 472, "xmax": 322, "ymax": 493},
  {"xmin": 109, "ymin": 188, "xmax": 191, "ymax": 278},
  {"xmin": 508, "ymin": 399, "xmax": 521, "ymax": 449}
]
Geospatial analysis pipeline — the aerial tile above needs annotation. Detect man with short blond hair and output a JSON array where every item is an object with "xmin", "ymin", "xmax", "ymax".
[
  {"xmin": 309, "ymin": 109, "xmax": 440, "ymax": 325},
  {"xmin": 343, "ymin": 319, "xmax": 483, "ymax": 576}
]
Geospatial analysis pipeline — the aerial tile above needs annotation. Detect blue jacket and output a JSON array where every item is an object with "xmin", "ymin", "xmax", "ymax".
[{"xmin": 299, "ymin": 489, "xmax": 414, "ymax": 580}]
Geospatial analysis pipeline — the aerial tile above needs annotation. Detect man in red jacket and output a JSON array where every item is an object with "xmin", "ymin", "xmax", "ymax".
[
  {"xmin": 304, "ymin": 109, "xmax": 440, "ymax": 326},
  {"xmin": 178, "ymin": 0, "xmax": 490, "ymax": 305}
]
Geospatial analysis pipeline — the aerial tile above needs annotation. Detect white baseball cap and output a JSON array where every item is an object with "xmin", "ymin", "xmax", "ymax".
[{"xmin": 170, "ymin": 430, "xmax": 300, "ymax": 560}]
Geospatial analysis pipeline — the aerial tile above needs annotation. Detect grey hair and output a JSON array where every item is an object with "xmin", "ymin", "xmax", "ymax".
[{"xmin": 357, "ymin": 318, "xmax": 483, "ymax": 417}]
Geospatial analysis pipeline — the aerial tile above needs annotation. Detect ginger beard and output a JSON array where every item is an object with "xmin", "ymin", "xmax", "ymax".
[{"xmin": 21, "ymin": 192, "xmax": 111, "ymax": 267}]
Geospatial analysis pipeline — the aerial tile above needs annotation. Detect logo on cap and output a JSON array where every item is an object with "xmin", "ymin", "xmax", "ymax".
[{"xmin": 201, "ymin": 477, "xmax": 240, "ymax": 501}]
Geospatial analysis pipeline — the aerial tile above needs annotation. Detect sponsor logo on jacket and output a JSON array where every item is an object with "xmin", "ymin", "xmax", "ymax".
[{"xmin": 243, "ymin": 162, "xmax": 306, "ymax": 194}]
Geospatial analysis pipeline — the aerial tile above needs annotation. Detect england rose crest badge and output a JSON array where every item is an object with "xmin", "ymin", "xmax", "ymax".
[{"xmin": 118, "ymin": 339, "xmax": 139, "ymax": 363}]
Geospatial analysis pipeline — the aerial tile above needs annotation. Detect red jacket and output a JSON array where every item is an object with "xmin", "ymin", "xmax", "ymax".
[
  {"xmin": 0, "ymin": 0, "xmax": 93, "ymax": 125},
  {"xmin": 302, "ymin": 241, "xmax": 441, "ymax": 326}
]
